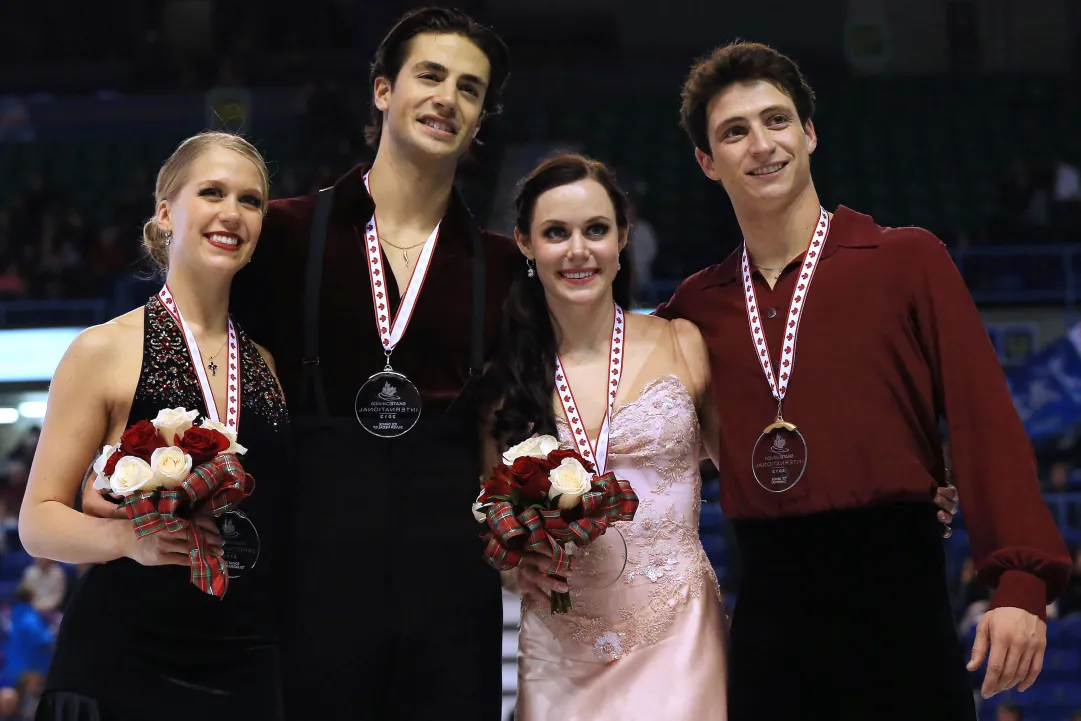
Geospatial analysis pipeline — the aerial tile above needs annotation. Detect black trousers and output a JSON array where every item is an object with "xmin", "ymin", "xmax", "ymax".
[
  {"xmin": 727, "ymin": 502, "xmax": 977, "ymax": 721},
  {"xmin": 278, "ymin": 416, "xmax": 503, "ymax": 721}
]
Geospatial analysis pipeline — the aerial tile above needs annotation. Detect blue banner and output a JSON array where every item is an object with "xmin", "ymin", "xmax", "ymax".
[{"xmin": 1006, "ymin": 324, "xmax": 1081, "ymax": 442}]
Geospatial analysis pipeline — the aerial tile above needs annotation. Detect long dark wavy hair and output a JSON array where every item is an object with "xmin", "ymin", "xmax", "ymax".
[{"xmin": 484, "ymin": 153, "xmax": 633, "ymax": 449}]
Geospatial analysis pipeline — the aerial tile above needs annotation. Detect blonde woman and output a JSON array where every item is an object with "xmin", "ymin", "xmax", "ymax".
[{"xmin": 19, "ymin": 132, "xmax": 289, "ymax": 721}]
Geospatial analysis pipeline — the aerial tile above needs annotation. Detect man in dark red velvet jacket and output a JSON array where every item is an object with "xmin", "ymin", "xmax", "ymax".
[
  {"xmin": 657, "ymin": 41, "xmax": 1071, "ymax": 720},
  {"xmin": 229, "ymin": 8, "xmax": 520, "ymax": 720}
]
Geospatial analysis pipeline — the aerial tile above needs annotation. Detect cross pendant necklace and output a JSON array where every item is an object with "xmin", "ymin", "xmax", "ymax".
[{"xmin": 205, "ymin": 337, "xmax": 228, "ymax": 377}]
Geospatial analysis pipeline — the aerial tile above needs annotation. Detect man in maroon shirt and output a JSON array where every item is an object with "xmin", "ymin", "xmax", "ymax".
[{"xmin": 657, "ymin": 42, "xmax": 1071, "ymax": 720}]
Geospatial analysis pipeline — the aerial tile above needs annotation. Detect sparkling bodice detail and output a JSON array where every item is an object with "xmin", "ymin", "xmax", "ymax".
[
  {"xmin": 522, "ymin": 375, "xmax": 721, "ymax": 661},
  {"xmin": 133, "ymin": 296, "xmax": 288, "ymax": 431}
]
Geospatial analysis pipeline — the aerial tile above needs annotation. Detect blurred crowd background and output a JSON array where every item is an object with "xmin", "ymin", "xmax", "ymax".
[{"xmin": 0, "ymin": 1, "xmax": 1080, "ymax": 719}]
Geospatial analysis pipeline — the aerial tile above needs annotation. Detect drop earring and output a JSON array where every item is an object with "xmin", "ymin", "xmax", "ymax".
[
  {"xmin": 164, "ymin": 231, "xmax": 172, "ymax": 246},
  {"xmin": 526, "ymin": 259, "xmax": 536, "ymax": 278}
]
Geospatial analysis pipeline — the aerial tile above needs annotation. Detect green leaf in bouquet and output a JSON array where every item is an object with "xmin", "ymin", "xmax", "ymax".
[{"xmin": 510, "ymin": 487, "xmax": 523, "ymax": 509}]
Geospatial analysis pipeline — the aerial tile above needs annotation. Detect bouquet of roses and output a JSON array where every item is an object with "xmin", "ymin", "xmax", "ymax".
[
  {"xmin": 90, "ymin": 407, "xmax": 254, "ymax": 598},
  {"xmin": 473, "ymin": 435, "xmax": 638, "ymax": 614}
]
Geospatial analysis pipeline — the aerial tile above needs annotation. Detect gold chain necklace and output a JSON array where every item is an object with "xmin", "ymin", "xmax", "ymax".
[{"xmin": 379, "ymin": 236, "xmax": 427, "ymax": 267}]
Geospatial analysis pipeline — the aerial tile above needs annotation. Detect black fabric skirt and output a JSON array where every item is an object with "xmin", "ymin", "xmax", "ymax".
[{"xmin": 726, "ymin": 501, "xmax": 977, "ymax": 721}]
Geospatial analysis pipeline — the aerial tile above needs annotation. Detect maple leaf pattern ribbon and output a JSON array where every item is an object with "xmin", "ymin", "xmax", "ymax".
[{"xmin": 122, "ymin": 453, "xmax": 255, "ymax": 598}]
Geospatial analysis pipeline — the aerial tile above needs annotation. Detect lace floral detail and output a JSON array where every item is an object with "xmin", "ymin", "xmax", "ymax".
[
  {"xmin": 531, "ymin": 375, "xmax": 719, "ymax": 661},
  {"xmin": 608, "ymin": 376, "xmax": 700, "ymax": 496},
  {"xmin": 133, "ymin": 297, "xmax": 205, "ymax": 412}
]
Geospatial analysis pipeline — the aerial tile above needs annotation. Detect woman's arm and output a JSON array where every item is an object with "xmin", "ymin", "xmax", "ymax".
[
  {"xmin": 18, "ymin": 325, "xmax": 197, "ymax": 566},
  {"xmin": 671, "ymin": 318, "xmax": 721, "ymax": 468}
]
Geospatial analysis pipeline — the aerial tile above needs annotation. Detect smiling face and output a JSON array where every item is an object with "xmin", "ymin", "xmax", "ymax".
[
  {"xmin": 516, "ymin": 179, "xmax": 628, "ymax": 310},
  {"xmin": 155, "ymin": 146, "xmax": 265, "ymax": 277},
  {"xmin": 373, "ymin": 32, "xmax": 490, "ymax": 162},
  {"xmin": 694, "ymin": 79, "xmax": 817, "ymax": 212}
]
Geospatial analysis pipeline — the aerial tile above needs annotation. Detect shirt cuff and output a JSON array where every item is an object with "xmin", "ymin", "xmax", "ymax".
[{"xmin": 988, "ymin": 570, "xmax": 1048, "ymax": 620}]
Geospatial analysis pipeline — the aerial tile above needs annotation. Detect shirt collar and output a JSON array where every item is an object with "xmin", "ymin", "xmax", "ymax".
[
  {"xmin": 703, "ymin": 205, "xmax": 880, "ymax": 288},
  {"xmin": 331, "ymin": 162, "xmax": 479, "ymax": 256}
]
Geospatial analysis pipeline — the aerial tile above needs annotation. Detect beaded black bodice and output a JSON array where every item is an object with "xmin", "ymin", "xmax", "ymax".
[{"xmin": 133, "ymin": 295, "xmax": 288, "ymax": 432}]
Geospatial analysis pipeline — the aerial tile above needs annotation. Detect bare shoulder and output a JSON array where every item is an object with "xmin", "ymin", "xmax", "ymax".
[
  {"xmin": 659, "ymin": 315, "xmax": 709, "ymax": 362},
  {"xmin": 64, "ymin": 308, "xmax": 143, "ymax": 366},
  {"xmin": 668, "ymin": 317, "xmax": 711, "ymax": 397},
  {"xmin": 624, "ymin": 309, "xmax": 671, "ymax": 335},
  {"xmin": 623, "ymin": 310, "xmax": 669, "ymax": 349},
  {"xmin": 626, "ymin": 312, "xmax": 706, "ymax": 354},
  {"xmin": 51, "ymin": 308, "xmax": 145, "ymax": 421},
  {"xmin": 669, "ymin": 317, "xmax": 707, "ymax": 354}
]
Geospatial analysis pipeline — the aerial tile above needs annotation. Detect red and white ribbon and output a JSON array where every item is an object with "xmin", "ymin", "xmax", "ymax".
[
  {"xmin": 362, "ymin": 171, "xmax": 441, "ymax": 356},
  {"xmin": 555, "ymin": 304, "xmax": 625, "ymax": 474},
  {"xmin": 740, "ymin": 207, "xmax": 830, "ymax": 405},
  {"xmin": 158, "ymin": 285, "xmax": 240, "ymax": 432}
]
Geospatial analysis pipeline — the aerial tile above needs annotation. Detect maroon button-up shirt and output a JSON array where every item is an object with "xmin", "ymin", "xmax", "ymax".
[{"xmin": 656, "ymin": 205, "xmax": 1071, "ymax": 618}]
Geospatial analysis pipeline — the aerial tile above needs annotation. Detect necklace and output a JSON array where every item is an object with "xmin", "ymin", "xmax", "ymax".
[
  {"xmin": 379, "ymin": 235, "xmax": 428, "ymax": 268},
  {"xmin": 204, "ymin": 337, "xmax": 228, "ymax": 376}
]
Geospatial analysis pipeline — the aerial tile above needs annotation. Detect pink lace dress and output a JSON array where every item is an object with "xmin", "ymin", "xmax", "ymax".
[{"xmin": 516, "ymin": 375, "xmax": 728, "ymax": 720}]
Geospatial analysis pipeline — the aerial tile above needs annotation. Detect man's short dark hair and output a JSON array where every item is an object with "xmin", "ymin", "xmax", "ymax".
[
  {"xmin": 680, "ymin": 41, "xmax": 815, "ymax": 156},
  {"xmin": 365, "ymin": 7, "xmax": 510, "ymax": 149}
]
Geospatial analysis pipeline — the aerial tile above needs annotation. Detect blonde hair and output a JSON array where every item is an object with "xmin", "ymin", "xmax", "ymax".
[{"xmin": 142, "ymin": 131, "xmax": 270, "ymax": 269}]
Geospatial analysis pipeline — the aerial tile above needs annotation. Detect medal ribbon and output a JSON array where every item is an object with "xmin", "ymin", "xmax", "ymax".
[
  {"xmin": 740, "ymin": 208, "xmax": 830, "ymax": 409},
  {"xmin": 554, "ymin": 304, "xmax": 625, "ymax": 474},
  {"xmin": 158, "ymin": 285, "xmax": 239, "ymax": 432},
  {"xmin": 362, "ymin": 171, "xmax": 441, "ymax": 358}
]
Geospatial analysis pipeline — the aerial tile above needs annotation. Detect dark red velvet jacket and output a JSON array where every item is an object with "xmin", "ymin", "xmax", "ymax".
[
  {"xmin": 656, "ymin": 206, "xmax": 1072, "ymax": 618},
  {"xmin": 231, "ymin": 163, "xmax": 521, "ymax": 419}
]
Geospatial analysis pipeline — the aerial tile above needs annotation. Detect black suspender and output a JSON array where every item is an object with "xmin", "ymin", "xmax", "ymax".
[
  {"xmin": 300, "ymin": 186, "xmax": 335, "ymax": 420},
  {"xmin": 467, "ymin": 213, "xmax": 486, "ymax": 377}
]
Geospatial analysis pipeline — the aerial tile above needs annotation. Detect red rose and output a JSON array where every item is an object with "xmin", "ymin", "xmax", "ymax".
[
  {"xmin": 547, "ymin": 449, "xmax": 594, "ymax": 474},
  {"xmin": 179, "ymin": 427, "xmax": 230, "ymax": 465},
  {"xmin": 510, "ymin": 456, "xmax": 552, "ymax": 503},
  {"xmin": 102, "ymin": 448, "xmax": 126, "ymax": 477},
  {"xmin": 481, "ymin": 464, "xmax": 515, "ymax": 500},
  {"xmin": 118, "ymin": 420, "xmax": 166, "ymax": 462}
]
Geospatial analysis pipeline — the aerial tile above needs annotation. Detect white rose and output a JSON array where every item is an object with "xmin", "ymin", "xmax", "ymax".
[
  {"xmin": 150, "ymin": 446, "xmax": 193, "ymax": 490},
  {"xmin": 472, "ymin": 501, "xmax": 489, "ymax": 523},
  {"xmin": 502, "ymin": 435, "xmax": 560, "ymax": 465},
  {"xmin": 91, "ymin": 444, "xmax": 117, "ymax": 488},
  {"xmin": 108, "ymin": 456, "xmax": 158, "ymax": 496},
  {"xmin": 151, "ymin": 408, "xmax": 198, "ymax": 445},
  {"xmin": 198, "ymin": 419, "xmax": 247, "ymax": 456},
  {"xmin": 548, "ymin": 457, "xmax": 593, "ymax": 510},
  {"xmin": 472, "ymin": 489, "xmax": 491, "ymax": 523}
]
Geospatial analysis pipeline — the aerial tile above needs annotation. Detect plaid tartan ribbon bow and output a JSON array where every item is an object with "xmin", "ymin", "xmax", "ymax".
[
  {"xmin": 122, "ymin": 454, "xmax": 255, "ymax": 598},
  {"xmin": 481, "ymin": 472, "xmax": 639, "ymax": 578}
]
